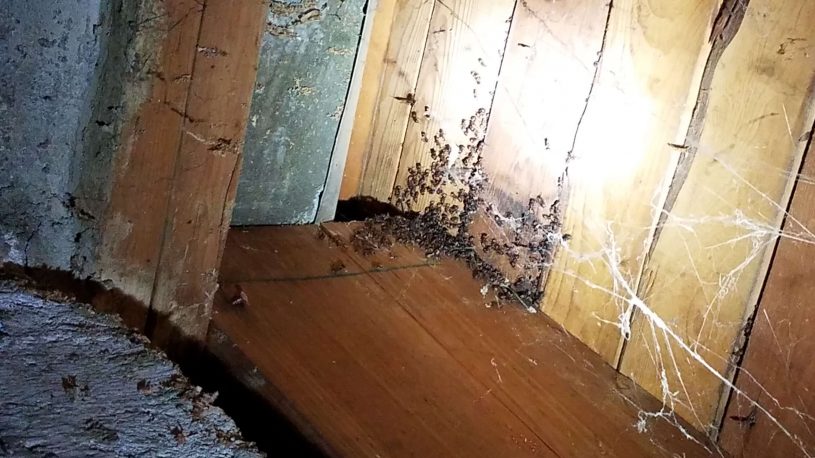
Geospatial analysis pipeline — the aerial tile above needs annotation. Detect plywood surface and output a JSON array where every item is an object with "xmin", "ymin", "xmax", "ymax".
[
  {"xmin": 391, "ymin": 0, "xmax": 515, "ymax": 210},
  {"xmin": 210, "ymin": 224, "xmax": 712, "ymax": 457},
  {"xmin": 619, "ymin": 0, "xmax": 815, "ymax": 431},
  {"xmin": 480, "ymin": 0, "xmax": 609, "ymax": 216}
]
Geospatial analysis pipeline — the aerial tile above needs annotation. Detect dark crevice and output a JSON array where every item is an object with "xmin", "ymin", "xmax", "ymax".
[{"xmin": 183, "ymin": 347, "xmax": 329, "ymax": 457}]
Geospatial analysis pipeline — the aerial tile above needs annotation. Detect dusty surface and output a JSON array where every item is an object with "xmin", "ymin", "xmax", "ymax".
[{"xmin": 0, "ymin": 281, "xmax": 261, "ymax": 457}]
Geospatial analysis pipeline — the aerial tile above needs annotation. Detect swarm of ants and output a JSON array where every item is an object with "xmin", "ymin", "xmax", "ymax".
[{"xmin": 348, "ymin": 104, "xmax": 566, "ymax": 311}]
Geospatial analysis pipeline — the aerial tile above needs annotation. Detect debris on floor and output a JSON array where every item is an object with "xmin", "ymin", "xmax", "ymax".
[{"xmin": 0, "ymin": 281, "xmax": 261, "ymax": 457}]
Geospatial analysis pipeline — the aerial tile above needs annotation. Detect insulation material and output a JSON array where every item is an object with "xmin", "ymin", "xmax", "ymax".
[{"xmin": 0, "ymin": 282, "xmax": 260, "ymax": 456}]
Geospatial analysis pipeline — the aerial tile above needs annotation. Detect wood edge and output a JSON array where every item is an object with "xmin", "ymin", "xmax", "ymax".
[{"xmin": 316, "ymin": 0, "xmax": 380, "ymax": 222}]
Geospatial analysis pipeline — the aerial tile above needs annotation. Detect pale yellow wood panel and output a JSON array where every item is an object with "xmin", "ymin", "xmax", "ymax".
[
  {"xmin": 470, "ymin": 0, "xmax": 610, "ymax": 288},
  {"xmin": 481, "ymin": 0, "xmax": 610, "ymax": 216},
  {"xmin": 391, "ymin": 0, "xmax": 516, "ymax": 209},
  {"xmin": 620, "ymin": 0, "xmax": 815, "ymax": 432},
  {"xmin": 541, "ymin": 0, "xmax": 719, "ymax": 363},
  {"xmin": 339, "ymin": 0, "xmax": 396, "ymax": 200},
  {"xmin": 354, "ymin": 0, "xmax": 435, "ymax": 200}
]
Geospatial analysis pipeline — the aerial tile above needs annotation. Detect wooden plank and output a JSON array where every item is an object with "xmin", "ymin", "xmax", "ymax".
[
  {"xmin": 355, "ymin": 0, "xmax": 435, "ymax": 200},
  {"xmin": 322, "ymin": 223, "xmax": 712, "ymax": 457},
  {"xmin": 480, "ymin": 0, "xmax": 609, "ymax": 217},
  {"xmin": 540, "ymin": 0, "xmax": 719, "ymax": 363},
  {"xmin": 316, "ymin": 0, "xmax": 380, "ymax": 221},
  {"xmin": 95, "ymin": 0, "xmax": 204, "ymax": 328},
  {"xmin": 338, "ymin": 0, "xmax": 396, "ymax": 200},
  {"xmin": 390, "ymin": 0, "xmax": 516, "ymax": 209},
  {"xmin": 620, "ymin": 0, "xmax": 815, "ymax": 432},
  {"xmin": 219, "ymin": 225, "xmax": 433, "ymax": 283},
  {"xmin": 213, "ymin": 236, "xmax": 551, "ymax": 456},
  {"xmin": 149, "ymin": 0, "xmax": 267, "ymax": 345},
  {"xmin": 469, "ymin": 0, "xmax": 610, "ymax": 297},
  {"xmin": 719, "ymin": 140, "xmax": 815, "ymax": 458}
]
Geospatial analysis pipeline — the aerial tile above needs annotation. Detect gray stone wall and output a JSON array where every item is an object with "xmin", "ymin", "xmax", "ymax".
[
  {"xmin": 232, "ymin": 0, "xmax": 366, "ymax": 225},
  {"xmin": 0, "ymin": 0, "xmax": 155, "ymax": 275},
  {"xmin": 0, "ymin": 0, "xmax": 105, "ymax": 270}
]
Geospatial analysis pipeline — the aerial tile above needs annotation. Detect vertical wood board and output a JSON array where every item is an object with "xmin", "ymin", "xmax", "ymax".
[
  {"xmin": 150, "ymin": 0, "xmax": 267, "ymax": 344},
  {"xmin": 355, "ymin": 0, "xmax": 435, "ymax": 201},
  {"xmin": 95, "ymin": 0, "xmax": 203, "ymax": 326},
  {"xmin": 391, "ymin": 0, "xmax": 516, "ymax": 210},
  {"xmin": 620, "ymin": 0, "xmax": 815, "ymax": 431},
  {"xmin": 719, "ymin": 138, "xmax": 815, "ymax": 457},
  {"xmin": 541, "ymin": 0, "xmax": 719, "ymax": 363}
]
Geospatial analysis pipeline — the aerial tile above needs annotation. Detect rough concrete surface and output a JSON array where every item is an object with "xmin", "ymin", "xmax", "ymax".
[
  {"xmin": 0, "ymin": 0, "xmax": 104, "ymax": 271},
  {"xmin": 0, "ymin": 281, "xmax": 262, "ymax": 457},
  {"xmin": 233, "ymin": 0, "xmax": 366, "ymax": 225},
  {"xmin": 0, "ymin": 0, "xmax": 162, "ymax": 276}
]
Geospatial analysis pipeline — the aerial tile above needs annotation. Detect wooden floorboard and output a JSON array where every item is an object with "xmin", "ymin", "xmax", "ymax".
[{"xmin": 210, "ymin": 224, "xmax": 712, "ymax": 457}]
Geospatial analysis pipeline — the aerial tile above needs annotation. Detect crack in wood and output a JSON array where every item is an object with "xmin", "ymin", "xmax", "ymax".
[{"xmin": 647, "ymin": 0, "xmax": 751, "ymax": 255}]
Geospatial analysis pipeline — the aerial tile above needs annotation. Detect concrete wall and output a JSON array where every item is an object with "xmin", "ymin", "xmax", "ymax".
[
  {"xmin": 0, "ymin": 0, "xmax": 105, "ymax": 270},
  {"xmin": 232, "ymin": 0, "xmax": 366, "ymax": 225},
  {"xmin": 0, "ymin": 0, "xmax": 153, "ymax": 275}
]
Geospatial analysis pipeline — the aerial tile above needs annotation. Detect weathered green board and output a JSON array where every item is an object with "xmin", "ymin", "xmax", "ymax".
[{"xmin": 233, "ymin": 0, "xmax": 366, "ymax": 225}]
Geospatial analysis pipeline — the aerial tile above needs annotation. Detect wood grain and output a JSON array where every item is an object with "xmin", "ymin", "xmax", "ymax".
[
  {"xmin": 149, "ymin": 0, "xmax": 267, "ymax": 345},
  {"xmin": 390, "ymin": 0, "xmax": 516, "ymax": 209},
  {"xmin": 620, "ymin": 0, "xmax": 815, "ymax": 432},
  {"xmin": 339, "ymin": 0, "xmax": 396, "ymax": 200},
  {"xmin": 210, "ymin": 224, "xmax": 712, "ymax": 457},
  {"xmin": 95, "ymin": 0, "xmax": 204, "ymax": 328},
  {"xmin": 469, "ymin": 0, "xmax": 610, "ymax": 296},
  {"xmin": 480, "ymin": 0, "xmax": 609, "ymax": 217},
  {"xmin": 354, "ymin": 0, "xmax": 435, "ymax": 200},
  {"xmin": 540, "ymin": 0, "xmax": 719, "ymax": 363},
  {"xmin": 719, "ymin": 140, "xmax": 815, "ymax": 457}
]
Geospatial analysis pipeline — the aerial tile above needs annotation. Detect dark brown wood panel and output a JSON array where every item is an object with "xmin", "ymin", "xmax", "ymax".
[
  {"xmin": 719, "ymin": 142, "xmax": 815, "ymax": 456},
  {"xmin": 210, "ymin": 225, "xmax": 713, "ymax": 457}
]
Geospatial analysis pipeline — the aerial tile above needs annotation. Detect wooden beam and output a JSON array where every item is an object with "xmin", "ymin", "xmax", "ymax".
[
  {"xmin": 149, "ymin": 0, "xmax": 267, "ymax": 347},
  {"xmin": 390, "ymin": 0, "xmax": 516, "ymax": 209},
  {"xmin": 95, "ymin": 0, "xmax": 204, "ymax": 329},
  {"xmin": 619, "ymin": 0, "xmax": 815, "ymax": 432},
  {"xmin": 354, "ymin": 0, "xmax": 435, "ymax": 201},
  {"xmin": 540, "ymin": 0, "xmax": 719, "ymax": 363}
]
